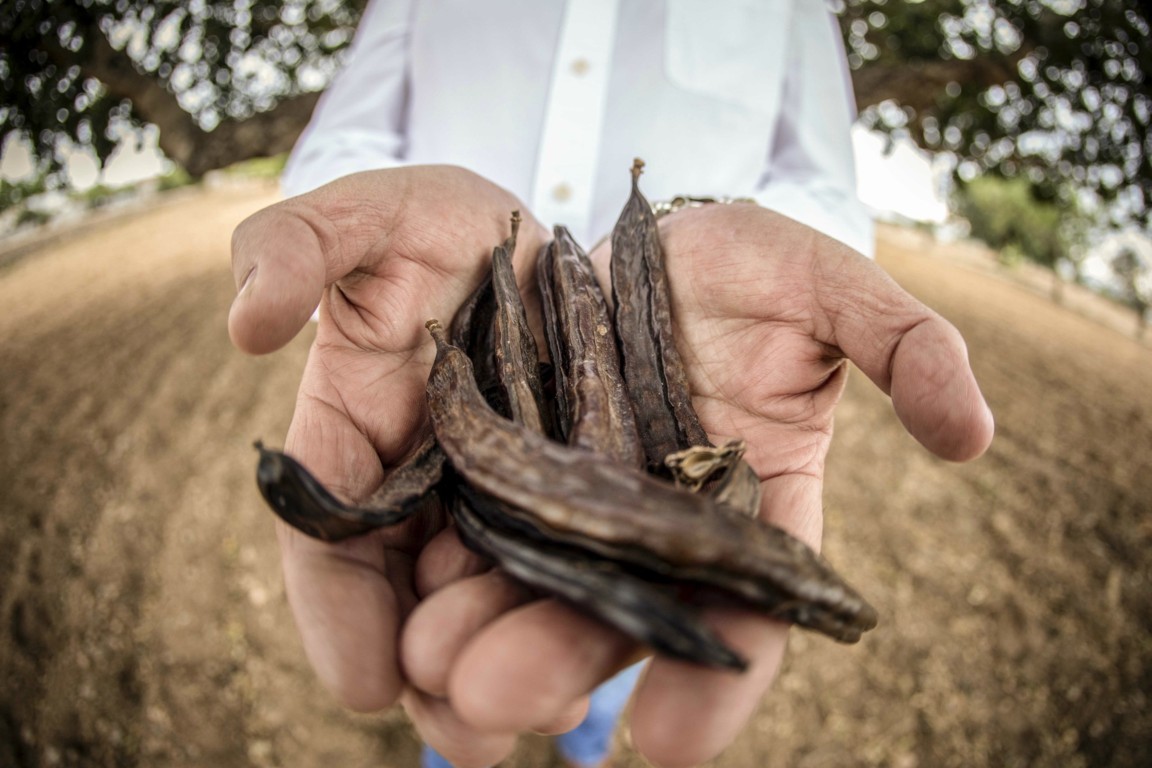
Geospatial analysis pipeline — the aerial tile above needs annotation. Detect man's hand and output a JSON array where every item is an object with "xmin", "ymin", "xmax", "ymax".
[
  {"xmin": 398, "ymin": 203, "xmax": 994, "ymax": 768},
  {"xmin": 228, "ymin": 165, "xmax": 551, "ymax": 722}
]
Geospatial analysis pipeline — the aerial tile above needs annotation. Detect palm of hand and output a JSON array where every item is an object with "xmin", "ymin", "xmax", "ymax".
[{"xmin": 653, "ymin": 205, "xmax": 860, "ymax": 545}]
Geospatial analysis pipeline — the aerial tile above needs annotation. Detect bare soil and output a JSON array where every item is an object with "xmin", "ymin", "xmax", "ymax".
[{"xmin": 1, "ymin": 184, "xmax": 1149, "ymax": 768}]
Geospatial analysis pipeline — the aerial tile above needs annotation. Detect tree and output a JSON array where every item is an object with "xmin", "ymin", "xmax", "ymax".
[
  {"xmin": 2, "ymin": 0, "xmax": 1150, "ymax": 237},
  {"xmin": 0, "ymin": 0, "xmax": 365, "ymax": 182},
  {"xmin": 953, "ymin": 173, "xmax": 1089, "ymax": 300},
  {"xmin": 838, "ymin": 0, "xmax": 1151, "ymax": 234},
  {"xmin": 1109, "ymin": 243, "xmax": 1151, "ymax": 336}
]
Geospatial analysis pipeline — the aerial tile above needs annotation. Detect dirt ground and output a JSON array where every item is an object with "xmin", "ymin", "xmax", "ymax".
[{"xmin": 1, "ymin": 183, "xmax": 1149, "ymax": 768}]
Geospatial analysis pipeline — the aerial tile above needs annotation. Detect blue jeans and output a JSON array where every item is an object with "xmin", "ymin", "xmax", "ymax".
[{"xmin": 421, "ymin": 661, "xmax": 645, "ymax": 768}]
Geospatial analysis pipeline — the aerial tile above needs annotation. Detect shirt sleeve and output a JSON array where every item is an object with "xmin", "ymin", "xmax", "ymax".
[
  {"xmin": 751, "ymin": 2, "xmax": 875, "ymax": 259},
  {"xmin": 279, "ymin": 0, "xmax": 416, "ymax": 198}
]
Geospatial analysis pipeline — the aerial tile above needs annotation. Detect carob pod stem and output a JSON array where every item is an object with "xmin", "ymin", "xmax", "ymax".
[
  {"xmin": 254, "ymin": 434, "xmax": 443, "ymax": 542},
  {"xmin": 423, "ymin": 319, "xmax": 877, "ymax": 643}
]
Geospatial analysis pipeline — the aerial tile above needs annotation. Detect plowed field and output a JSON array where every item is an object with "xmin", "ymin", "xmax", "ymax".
[{"xmin": 2, "ymin": 184, "xmax": 1149, "ymax": 767}]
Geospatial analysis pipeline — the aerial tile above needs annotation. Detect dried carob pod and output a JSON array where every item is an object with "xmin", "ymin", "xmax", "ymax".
[
  {"xmin": 450, "ymin": 485, "xmax": 747, "ymax": 670},
  {"xmin": 255, "ymin": 215, "xmax": 527, "ymax": 543},
  {"xmin": 454, "ymin": 246, "xmax": 738, "ymax": 665},
  {"xmin": 424, "ymin": 319, "xmax": 877, "ymax": 643},
  {"xmin": 536, "ymin": 239, "xmax": 571, "ymax": 441},
  {"xmin": 490, "ymin": 219, "xmax": 549, "ymax": 434},
  {"xmin": 254, "ymin": 434, "xmax": 443, "ymax": 542},
  {"xmin": 611, "ymin": 159, "xmax": 763, "ymax": 515},
  {"xmin": 451, "ymin": 212, "xmax": 526, "ymax": 417},
  {"xmin": 611, "ymin": 158, "xmax": 708, "ymax": 466},
  {"xmin": 546, "ymin": 225, "xmax": 644, "ymax": 467}
]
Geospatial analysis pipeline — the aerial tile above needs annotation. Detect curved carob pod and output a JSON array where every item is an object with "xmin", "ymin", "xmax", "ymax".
[
  {"xmin": 254, "ymin": 434, "xmax": 443, "ymax": 542},
  {"xmin": 450, "ymin": 485, "xmax": 747, "ymax": 671},
  {"xmin": 452, "ymin": 212, "xmax": 525, "ymax": 417},
  {"xmin": 424, "ymin": 319, "xmax": 877, "ymax": 644}
]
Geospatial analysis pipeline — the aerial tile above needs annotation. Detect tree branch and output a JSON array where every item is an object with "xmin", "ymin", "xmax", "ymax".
[
  {"xmin": 77, "ymin": 32, "xmax": 317, "ymax": 177},
  {"xmin": 852, "ymin": 54, "xmax": 1024, "ymax": 116}
]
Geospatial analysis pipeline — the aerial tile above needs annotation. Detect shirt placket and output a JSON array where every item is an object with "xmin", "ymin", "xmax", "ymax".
[{"xmin": 530, "ymin": 0, "xmax": 620, "ymax": 245}]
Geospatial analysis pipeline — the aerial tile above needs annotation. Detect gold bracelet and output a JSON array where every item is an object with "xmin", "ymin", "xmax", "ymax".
[{"xmin": 650, "ymin": 195, "xmax": 757, "ymax": 218}]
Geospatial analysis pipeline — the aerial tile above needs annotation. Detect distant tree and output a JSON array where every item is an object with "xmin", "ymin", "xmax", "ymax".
[
  {"xmin": 954, "ymin": 174, "xmax": 1090, "ymax": 299},
  {"xmin": 1109, "ymin": 244, "xmax": 1151, "ymax": 337},
  {"xmin": 2, "ymin": 0, "xmax": 1149, "ymax": 240}
]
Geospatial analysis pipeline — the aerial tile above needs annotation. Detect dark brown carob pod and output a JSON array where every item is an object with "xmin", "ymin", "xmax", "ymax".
[
  {"xmin": 491, "ymin": 238, "xmax": 549, "ymax": 434},
  {"xmin": 611, "ymin": 158, "xmax": 709, "ymax": 467},
  {"xmin": 536, "ymin": 240, "xmax": 571, "ymax": 441},
  {"xmin": 611, "ymin": 160, "xmax": 763, "ymax": 515},
  {"xmin": 254, "ymin": 434, "xmax": 443, "ymax": 542},
  {"xmin": 424, "ymin": 319, "xmax": 877, "ymax": 643},
  {"xmin": 450, "ymin": 487, "xmax": 747, "ymax": 670},
  {"xmin": 549, "ymin": 225, "xmax": 644, "ymax": 466}
]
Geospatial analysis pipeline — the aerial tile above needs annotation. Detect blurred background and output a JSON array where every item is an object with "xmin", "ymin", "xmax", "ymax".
[{"xmin": 1, "ymin": 2, "xmax": 1149, "ymax": 766}]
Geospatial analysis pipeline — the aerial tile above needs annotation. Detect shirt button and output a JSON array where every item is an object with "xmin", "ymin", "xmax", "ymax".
[
  {"xmin": 552, "ymin": 182, "xmax": 573, "ymax": 202},
  {"xmin": 570, "ymin": 57, "xmax": 590, "ymax": 76}
]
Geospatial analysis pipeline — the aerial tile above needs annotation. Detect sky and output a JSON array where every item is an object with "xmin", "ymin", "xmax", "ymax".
[{"xmin": 1, "ymin": 124, "xmax": 951, "ymax": 225}]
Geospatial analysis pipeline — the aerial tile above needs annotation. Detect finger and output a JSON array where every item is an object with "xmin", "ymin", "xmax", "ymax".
[
  {"xmin": 278, "ymin": 524, "xmax": 408, "ymax": 712},
  {"xmin": 448, "ymin": 599, "xmax": 637, "ymax": 731},
  {"xmin": 813, "ymin": 241, "xmax": 994, "ymax": 461},
  {"xmin": 627, "ymin": 469, "xmax": 820, "ymax": 768},
  {"xmin": 414, "ymin": 525, "xmax": 491, "ymax": 598},
  {"xmin": 229, "ymin": 196, "xmax": 333, "ymax": 355},
  {"xmin": 403, "ymin": 689, "xmax": 518, "ymax": 768},
  {"xmin": 630, "ymin": 607, "xmax": 789, "ymax": 768},
  {"xmin": 275, "ymin": 394, "xmax": 423, "ymax": 712},
  {"xmin": 533, "ymin": 696, "xmax": 592, "ymax": 736},
  {"xmin": 229, "ymin": 167, "xmax": 544, "ymax": 356},
  {"xmin": 402, "ymin": 569, "xmax": 534, "ymax": 697}
]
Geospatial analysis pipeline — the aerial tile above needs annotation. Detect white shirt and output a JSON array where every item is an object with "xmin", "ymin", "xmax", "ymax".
[{"xmin": 282, "ymin": 0, "xmax": 874, "ymax": 257}]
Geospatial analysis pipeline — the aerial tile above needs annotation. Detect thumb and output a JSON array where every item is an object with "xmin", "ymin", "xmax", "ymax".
[
  {"xmin": 815, "ymin": 242, "xmax": 995, "ymax": 462},
  {"xmin": 229, "ymin": 205, "xmax": 328, "ymax": 354}
]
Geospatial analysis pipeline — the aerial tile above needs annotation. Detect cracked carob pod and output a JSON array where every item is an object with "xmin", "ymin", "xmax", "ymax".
[
  {"xmin": 536, "ymin": 238, "xmax": 571, "ymax": 441},
  {"xmin": 451, "ymin": 212, "xmax": 526, "ymax": 417},
  {"xmin": 546, "ymin": 225, "xmax": 645, "ymax": 467},
  {"xmin": 424, "ymin": 319, "xmax": 878, "ymax": 644},
  {"xmin": 254, "ymin": 434, "xmax": 443, "ymax": 542},
  {"xmin": 611, "ymin": 159, "xmax": 762, "ymax": 515},
  {"xmin": 490, "ymin": 223, "xmax": 549, "ymax": 435}
]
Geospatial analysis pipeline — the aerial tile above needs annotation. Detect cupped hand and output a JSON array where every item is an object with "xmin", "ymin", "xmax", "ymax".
[
  {"xmin": 228, "ymin": 166, "xmax": 551, "ymax": 728},
  {"xmin": 399, "ymin": 203, "xmax": 994, "ymax": 767}
]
